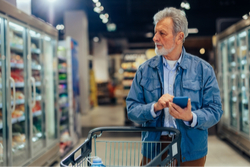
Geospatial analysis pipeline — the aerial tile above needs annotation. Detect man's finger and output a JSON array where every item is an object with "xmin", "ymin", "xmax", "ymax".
[
  {"xmin": 169, "ymin": 103, "xmax": 179, "ymax": 118},
  {"xmin": 172, "ymin": 103, "xmax": 182, "ymax": 111}
]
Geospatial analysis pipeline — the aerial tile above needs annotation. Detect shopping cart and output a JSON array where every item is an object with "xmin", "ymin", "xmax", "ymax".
[{"xmin": 60, "ymin": 126, "xmax": 181, "ymax": 167}]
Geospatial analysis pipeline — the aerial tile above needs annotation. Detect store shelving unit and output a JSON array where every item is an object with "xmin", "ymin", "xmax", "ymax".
[
  {"xmin": 216, "ymin": 17, "xmax": 250, "ymax": 157},
  {"xmin": 121, "ymin": 50, "xmax": 147, "ymax": 124},
  {"xmin": 57, "ymin": 37, "xmax": 80, "ymax": 158},
  {"xmin": 97, "ymin": 82, "xmax": 110, "ymax": 105},
  {"xmin": 0, "ymin": 1, "xmax": 59, "ymax": 166},
  {"xmin": 57, "ymin": 45, "xmax": 72, "ymax": 157}
]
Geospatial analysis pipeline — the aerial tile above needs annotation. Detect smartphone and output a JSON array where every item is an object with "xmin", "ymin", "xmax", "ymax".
[{"xmin": 173, "ymin": 96, "xmax": 189, "ymax": 108}]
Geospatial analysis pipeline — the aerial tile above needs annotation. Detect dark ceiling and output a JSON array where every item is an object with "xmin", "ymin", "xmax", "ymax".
[{"xmin": 31, "ymin": 0, "xmax": 250, "ymax": 44}]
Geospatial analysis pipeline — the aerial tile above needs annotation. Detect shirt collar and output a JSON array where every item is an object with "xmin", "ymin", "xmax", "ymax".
[{"xmin": 162, "ymin": 49, "xmax": 183, "ymax": 69}]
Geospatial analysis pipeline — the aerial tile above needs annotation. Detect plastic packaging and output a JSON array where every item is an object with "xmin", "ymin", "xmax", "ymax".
[{"xmin": 91, "ymin": 158, "xmax": 105, "ymax": 167}]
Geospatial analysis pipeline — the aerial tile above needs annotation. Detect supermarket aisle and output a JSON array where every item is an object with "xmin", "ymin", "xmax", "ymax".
[{"xmin": 56, "ymin": 104, "xmax": 250, "ymax": 166}]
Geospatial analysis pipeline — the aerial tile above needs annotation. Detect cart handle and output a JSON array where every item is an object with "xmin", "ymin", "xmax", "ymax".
[
  {"xmin": 60, "ymin": 126, "xmax": 181, "ymax": 167},
  {"xmin": 87, "ymin": 126, "xmax": 180, "ymax": 140}
]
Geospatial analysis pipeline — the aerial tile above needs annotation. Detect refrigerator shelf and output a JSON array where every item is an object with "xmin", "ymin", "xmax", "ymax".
[
  {"xmin": 31, "ymin": 48, "xmax": 41, "ymax": 54},
  {"xmin": 60, "ymin": 125, "xmax": 69, "ymax": 134},
  {"xmin": 10, "ymin": 99, "xmax": 25, "ymax": 106},
  {"xmin": 11, "ymin": 82, "xmax": 24, "ymax": 88},
  {"xmin": 9, "ymin": 110, "xmax": 42, "ymax": 126},
  {"xmin": 60, "ymin": 115, "xmax": 68, "ymax": 122},
  {"xmin": 10, "ymin": 43, "xmax": 23, "ymax": 52},
  {"xmin": 59, "ymin": 103, "xmax": 69, "ymax": 108},
  {"xmin": 58, "ymin": 56, "xmax": 67, "ymax": 61},
  {"xmin": 59, "ymin": 80, "xmax": 67, "ymax": 84},
  {"xmin": 10, "ymin": 63, "xmax": 24, "ymax": 69},
  {"xmin": 35, "ymin": 95, "xmax": 42, "ymax": 101},
  {"xmin": 35, "ymin": 82, "xmax": 41, "ymax": 86},
  {"xmin": 59, "ymin": 90, "xmax": 67, "ymax": 94},
  {"xmin": 58, "ymin": 69, "xmax": 67, "ymax": 73},
  {"xmin": 123, "ymin": 68, "xmax": 137, "ymax": 72},
  {"xmin": 32, "ymin": 110, "xmax": 42, "ymax": 117},
  {"xmin": 31, "ymin": 64, "xmax": 41, "ymax": 71}
]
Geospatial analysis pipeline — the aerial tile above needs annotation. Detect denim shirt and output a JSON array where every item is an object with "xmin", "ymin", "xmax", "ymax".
[{"xmin": 126, "ymin": 47, "xmax": 223, "ymax": 162}]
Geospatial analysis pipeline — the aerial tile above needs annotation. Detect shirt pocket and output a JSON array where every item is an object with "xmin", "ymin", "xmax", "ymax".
[
  {"xmin": 182, "ymin": 80, "xmax": 202, "ymax": 104},
  {"xmin": 140, "ymin": 78, "xmax": 161, "ymax": 103}
]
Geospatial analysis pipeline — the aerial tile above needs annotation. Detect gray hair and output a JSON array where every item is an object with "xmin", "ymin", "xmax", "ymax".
[{"xmin": 153, "ymin": 7, "xmax": 188, "ymax": 42}]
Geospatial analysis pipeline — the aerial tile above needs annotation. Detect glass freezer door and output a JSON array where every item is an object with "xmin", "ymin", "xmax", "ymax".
[
  {"xmin": 43, "ymin": 36, "xmax": 57, "ymax": 145},
  {"xmin": 227, "ymin": 35, "xmax": 238, "ymax": 129},
  {"xmin": 29, "ymin": 30, "xmax": 44, "ymax": 154},
  {"xmin": 237, "ymin": 30, "xmax": 249, "ymax": 135},
  {"xmin": 220, "ymin": 40, "xmax": 230, "ymax": 125},
  {"xmin": 8, "ymin": 21, "xmax": 29, "ymax": 165},
  {"xmin": 0, "ymin": 16, "xmax": 7, "ymax": 166}
]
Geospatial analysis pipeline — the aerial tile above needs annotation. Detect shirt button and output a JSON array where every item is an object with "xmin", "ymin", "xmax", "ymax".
[{"xmin": 183, "ymin": 157, "xmax": 185, "ymax": 160}]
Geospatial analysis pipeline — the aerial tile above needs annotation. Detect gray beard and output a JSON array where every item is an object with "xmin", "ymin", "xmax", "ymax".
[{"xmin": 155, "ymin": 45, "xmax": 175, "ymax": 56}]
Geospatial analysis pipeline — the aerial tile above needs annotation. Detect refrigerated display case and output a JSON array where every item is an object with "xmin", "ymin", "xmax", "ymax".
[
  {"xmin": 216, "ymin": 18, "xmax": 250, "ymax": 157},
  {"xmin": 0, "ymin": 1, "xmax": 59, "ymax": 166},
  {"xmin": 57, "ymin": 37, "xmax": 80, "ymax": 158}
]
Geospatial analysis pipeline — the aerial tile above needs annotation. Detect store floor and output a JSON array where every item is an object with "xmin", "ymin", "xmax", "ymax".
[{"xmin": 55, "ymin": 104, "xmax": 250, "ymax": 166}]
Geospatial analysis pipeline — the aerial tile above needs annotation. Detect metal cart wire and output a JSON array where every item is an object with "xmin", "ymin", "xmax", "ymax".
[{"xmin": 60, "ymin": 127, "xmax": 181, "ymax": 167}]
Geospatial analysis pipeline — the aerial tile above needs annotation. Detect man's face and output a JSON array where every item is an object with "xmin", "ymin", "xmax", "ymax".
[{"xmin": 153, "ymin": 17, "xmax": 176, "ymax": 56}]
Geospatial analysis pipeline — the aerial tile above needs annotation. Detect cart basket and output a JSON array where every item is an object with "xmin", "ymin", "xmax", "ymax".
[{"xmin": 60, "ymin": 126, "xmax": 181, "ymax": 167}]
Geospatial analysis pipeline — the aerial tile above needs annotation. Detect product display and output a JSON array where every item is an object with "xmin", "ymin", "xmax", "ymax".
[
  {"xmin": 57, "ymin": 44, "xmax": 72, "ymax": 157},
  {"xmin": 217, "ymin": 18, "xmax": 250, "ymax": 157},
  {"xmin": 121, "ymin": 50, "xmax": 147, "ymax": 125},
  {"xmin": 0, "ymin": 5, "xmax": 59, "ymax": 166}
]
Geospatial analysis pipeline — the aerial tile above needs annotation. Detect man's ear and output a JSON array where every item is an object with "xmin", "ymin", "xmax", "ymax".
[{"xmin": 176, "ymin": 32, "xmax": 184, "ymax": 44}]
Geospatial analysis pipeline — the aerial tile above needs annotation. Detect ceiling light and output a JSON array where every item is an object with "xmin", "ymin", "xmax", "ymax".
[
  {"xmin": 105, "ymin": 13, "xmax": 109, "ymax": 19},
  {"xmin": 102, "ymin": 18, "xmax": 108, "ymax": 24},
  {"xmin": 242, "ymin": 14, "xmax": 248, "ymax": 20},
  {"xmin": 94, "ymin": 7, "xmax": 101, "ymax": 13},
  {"xmin": 92, "ymin": 0, "xmax": 99, "ymax": 3},
  {"xmin": 107, "ymin": 23, "xmax": 116, "ymax": 32},
  {"xmin": 188, "ymin": 28, "xmax": 198, "ymax": 34},
  {"xmin": 185, "ymin": 3, "xmax": 190, "ymax": 10},
  {"xmin": 93, "ymin": 37, "xmax": 99, "ymax": 42},
  {"xmin": 200, "ymin": 48, "xmax": 205, "ymax": 54},
  {"xmin": 145, "ymin": 32, "xmax": 153, "ymax": 38},
  {"xmin": 56, "ymin": 24, "xmax": 65, "ymax": 30},
  {"xmin": 99, "ymin": 14, "xmax": 105, "ymax": 19},
  {"xmin": 100, "ymin": 6, "xmax": 104, "ymax": 11},
  {"xmin": 180, "ymin": 1, "xmax": 190, "ymax": 10},
  {"xmin": 181, "ymin": 2, "xmax": 186, "ymax": 8},
  {"xmin": 96, "ymin": 2, "xmax": 101, "ymax": 7}
]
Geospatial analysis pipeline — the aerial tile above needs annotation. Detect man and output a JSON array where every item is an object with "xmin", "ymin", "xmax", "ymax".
[{"xmin": 126, "ymin": 7, "xmax": 223, "ymax": 166}]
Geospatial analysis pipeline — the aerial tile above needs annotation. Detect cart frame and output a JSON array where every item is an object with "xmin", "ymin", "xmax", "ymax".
[{"xmin": 60, "ymin": 126, "xmax": 181, "ymax": 167}]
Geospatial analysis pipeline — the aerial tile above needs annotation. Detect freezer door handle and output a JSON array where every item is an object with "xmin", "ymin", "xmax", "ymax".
[
  {"xmin": 30, "ymin": 77, "xmax": 36, "ymax": 108},
  {"xmin": 10, "ymin": 77, "xmax": 16, "ymax": 112}
]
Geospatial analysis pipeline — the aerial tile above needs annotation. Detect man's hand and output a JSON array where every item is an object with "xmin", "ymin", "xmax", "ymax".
[
  {"xmin": 169, "ymin": 98, "xmax": 193, "ymax": 122},
  {"xmin": 154, "ymin": 94, "xmax": 174, "ymax": 112}
]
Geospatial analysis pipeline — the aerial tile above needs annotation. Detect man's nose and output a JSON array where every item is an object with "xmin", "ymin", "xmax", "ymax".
[{"xmin": 153, "ymin": 33, "xmax": 158, "ymax": 42}]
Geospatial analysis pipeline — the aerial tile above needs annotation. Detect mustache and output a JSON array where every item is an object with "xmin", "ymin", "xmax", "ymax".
[{"xmin": 155, "ymin": 43, "xmax": 162, "ymax": 46}]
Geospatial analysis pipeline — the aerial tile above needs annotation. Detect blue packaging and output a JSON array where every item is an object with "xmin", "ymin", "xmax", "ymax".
[{"xmin": 91, "ymin": 158, "xmax": 106, "ymax": 167}]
